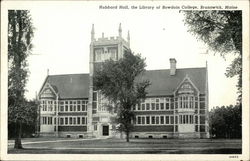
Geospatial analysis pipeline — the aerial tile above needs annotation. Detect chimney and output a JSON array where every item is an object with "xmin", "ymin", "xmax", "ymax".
[{"xmin": 169, "ymin": 58, "xmax": 177, "ymax": 76}]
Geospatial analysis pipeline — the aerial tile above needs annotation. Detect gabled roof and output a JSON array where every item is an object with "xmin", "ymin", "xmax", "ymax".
[
  {"xmin": 41, "ymin": 74, "xmax": 90, "ymax": 99},
  {"xmin": 138, "ymin": 67, "xmax": 206, "ymax": 96},
  {"xmin": 39, "ymin": 67, "xmax": 206, "ymax": 99}
]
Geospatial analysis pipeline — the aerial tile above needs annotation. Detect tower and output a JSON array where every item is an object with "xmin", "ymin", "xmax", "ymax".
[{"xmin": 88, "ymin": 24, "xmax": 130, "ymax": 138}]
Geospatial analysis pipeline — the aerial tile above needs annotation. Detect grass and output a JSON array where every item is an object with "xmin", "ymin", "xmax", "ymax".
[{"xmin": 8, "ymin": 138, "xmax": 242, "ymax": 154}]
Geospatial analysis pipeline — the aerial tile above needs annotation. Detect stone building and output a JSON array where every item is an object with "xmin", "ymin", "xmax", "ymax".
[{"xmin": 38, "ymin": 24, "xmax": 210, "ymax": 139}]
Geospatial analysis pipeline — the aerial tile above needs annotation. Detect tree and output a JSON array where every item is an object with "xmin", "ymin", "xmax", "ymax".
[
  {"xmin": 182, "ymin": 11, "xmax": 242, "ymax": 103},
  {"xmin": 209, "ymin": 104, "xmax": 242, "ymax": 138},
  {"xmin": 8, "ymin": 100, "xmax": 38, "ymax": 139},
  {"xmin": 93, "ymin": 50, "xmax": 150, "ymax": 142},
  {"xmin": 8, "ymin": 10, "xmax": 34, "ymax": 149}
]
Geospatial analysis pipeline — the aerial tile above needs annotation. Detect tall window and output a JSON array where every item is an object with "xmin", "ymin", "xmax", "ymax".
[
  {"xmin": 95, "ymin": 49, "xmax": 103, "ymax": 61},
  {"xmin": 109, "ymin": 48, "xmax": 117, "ymax": 60},
  {"xmin": 60, "ymin": 118, "xmax": 64, "ymax": 125},
  {"xmin": 178, "ymin": 95, "xmax": 195, "ymax": 109},
  {"xmin": 93, "ymin": 91, "xmax": 98, "ymax": 114},
  {"xmin": 82, "ymin": 117, "xmax": 86, "ymax": 124}
]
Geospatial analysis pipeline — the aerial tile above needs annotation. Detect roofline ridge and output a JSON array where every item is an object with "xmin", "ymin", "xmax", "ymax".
[
  {"xmin": 48, "ymin": 73, "xmax": 89, "ymax": 76},
  {"xmin": 146, "ymin": 67, "xmax": 206, "ymax": 72}
]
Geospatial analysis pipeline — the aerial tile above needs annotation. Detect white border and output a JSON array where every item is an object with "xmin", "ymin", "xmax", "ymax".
[{"xmin": 1, "ymin": 1, "xmax": 249, "ymax": 161}]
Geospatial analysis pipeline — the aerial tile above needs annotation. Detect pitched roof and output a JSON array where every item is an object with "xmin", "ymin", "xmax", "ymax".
[
  {"xmin": 140, "ymin": 68, "xmax": 206, "ymax": 96},
  {"xmin": 41, "ymin": 67, "xmax": 206, "ymax": 99},
  {"xmin": 44, "ymin": 74, "xmax": 90, "ymax": 99}
]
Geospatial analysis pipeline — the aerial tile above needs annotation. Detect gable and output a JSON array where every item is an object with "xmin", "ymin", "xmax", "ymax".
[
  {"xmin": 175, "ymin": 76, "xmax": 199, "ymax": 96},
  {"xmin": 137, "ymin": 67, "xmax": 206, "ymax": 97},
  {"xmin": 40, "ymin": 74, "xmax": 90, "ymax": 99},
  {"xmin": 39, "ymin": 83, "xmax": 57, "ymax": 99}
]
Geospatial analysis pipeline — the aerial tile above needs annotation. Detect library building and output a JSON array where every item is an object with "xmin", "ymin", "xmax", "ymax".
[{"xmin": 38, "ymin": 24, "xmax": 210, "ymax": 139}]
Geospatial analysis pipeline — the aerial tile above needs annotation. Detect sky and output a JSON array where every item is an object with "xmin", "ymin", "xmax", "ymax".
[{"xmin": 23, "ymin": 2, "xmax": 238, "ymax": 109}]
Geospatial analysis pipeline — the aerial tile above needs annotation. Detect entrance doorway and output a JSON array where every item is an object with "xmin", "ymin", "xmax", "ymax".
[{"xmin": 102, "ymin": 125, "xmax": 109, "ymax": 136}]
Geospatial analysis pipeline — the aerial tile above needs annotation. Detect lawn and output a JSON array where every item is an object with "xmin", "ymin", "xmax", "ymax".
[{"xmin": 8, "ymin": 137, "xmax": 242, "ymax": 154}]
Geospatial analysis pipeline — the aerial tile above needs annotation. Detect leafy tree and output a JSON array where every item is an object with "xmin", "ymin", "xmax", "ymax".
[
  {"xmin": 93, "ymin": 50, "xmax": 150, "ymax": 142},
  {"xmin": 8, "ymin": 10, "xmax": 34, "ymax": 149},
  {"xmin": 209, "ymin": 104, "xmax": 242, "ymax": 138},
  {"xmin": 8, "ymin": 100, "xmax": 38, "ymax": 139},
  {"xmin": 183, "ymin": 11, "xmax": 242, "ymax": 103}
]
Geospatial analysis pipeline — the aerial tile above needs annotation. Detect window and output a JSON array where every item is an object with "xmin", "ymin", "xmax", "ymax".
[
  {"xmin": 179, "ymin": 97, "xmax": 182, "ymax": 108},
  {"xmin": 200, "ymin": 125, "xmax": 205, "ymax": 132},
  {"xmin": 170, "ymin": 116, "xmax": 174, "ymax": 124},
  {"xmin": 165, "ymin": 116, "xmax": 169, "ymax": 124},
  {"xmin": 178, "ymin": 95, "xmax": 195, "ymax": 109},
  {"xmin": 44, "ymin": 104, "xmax": 47, "ymax": 111},
  {"xmin": 160, "ymin": 103, "xmax": 164, "ymax": 110},
  {"xmin": 77, "ymin": 117, "xmax": 80, "ymax": 124},
  {"xmin": 166, "ymin": 103, "xmax": 169, "ymax": 110},
  {"xmin": 42, "ymin": 117, "xmax": 47, "ymax": 124},
  {"xmin": 82, "ymin": 104, "xmax": 86, "ymax": 111},
  {"xmin": 73, "ymin": 118, "xmax": 76, "ymax": 124},
  {"xmin": 65, "ymin": 117, "xmax": 68, "ymax": 125},
  {"xmin": 65, "ymin": 105, "xmax": 68, "ymax": 111},
  {"xmin": 151, "ymin": 116, "xmax": 155, "ymax": 124},
  {"xmin": 77, "ymin": 105, "xmax": 81, "ymax": 111},
  {"xmin": 160, "ymin": 116, "xmax": 164, "ymax": 124},
  {"xmin": 109, "ymin": 48, "xmax": 117, "ymax": 60},
  {"xmin": 95, "ymin": 49, "xmax": 103, "ymax": 61},
  {"xmin": 69, "ymin": 117, "xmax": 72, "ymax": 125},
  {"xmin": 156, "ymin": 103, "xmax": 159, "ymax": 110},
  {"xmin": 60, "ymin": 105, "xmax": 64, "ymax": 112},
  {"xmin": 146, "ymin": 103, "xmax": 150, "ymax": 110},
  {"xmin": 156, "ymin": 116, "xmax": 159, "ymax": 124},
  {"xmin": 190, "ymin": 97, "xmax": 194, "ymax": 108},
  {"xmin": 137, "ymin": 116, "xmax": 141, "ymax": 124},
  {"xmin": 190, "ymin": 115, "xmax": 193, "ymax": 124},
  {"xmin": 70, "ymin": 105, "xmax": 73, "ymax": 111},
  {"xmin": 141, "ymin": 104, "xmax": 145, "ymax": 110},
  {"xmin": 184, "ymin": 96, "xmax": 188, "ymax": 108},
  {"xmin": 93, "ymin": 92, "xmax": 97, "ymax": 101},
  {"xmin": 48, "ymin": 117, "xmax": 52, "ymax": 125},
  {"xmin": 146, "ymin": 116, "xmax": 150, "ymax": 124},
  {"xmin": 142, "ymin": 117, "xmax": 145, "ymax": 124},
  {"xmin": 137, "ymin": 104, "xmax": 141, "ymax": 111},
  {"xmin": 151, "ymin": 103, "xmax": 155, "ymax": 110},
  {"xmin": 180, "ymin": 115, "xmax": 182, "ymax": 124},
  {"xmin": 82, "ymin": 117, "xmax": 86, "ymax": 124},
  {"xmin": 93, "ymin": 102, "xmax": 97, "ymax": 114},
  {"xmin": 94, "ymin": 124, "xmax": 97, "ymax": 131},
  {"xmin": 60, "ymin": 118, "xmax": 64, "ymax": 125},
  {"xmin": 200, "ymin": 116, "xmax": 205, "ymax": 124},
  {"xmin": 195, "ymin": 115, "xmax": 198, "ymax": 124},
  {"xmin": 195, "ymin": 125, "xmax": 199, "ymax": 132},
  {"xmin": 93, "ymin": 92, "xmax": 98, "ymax": 114}
]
